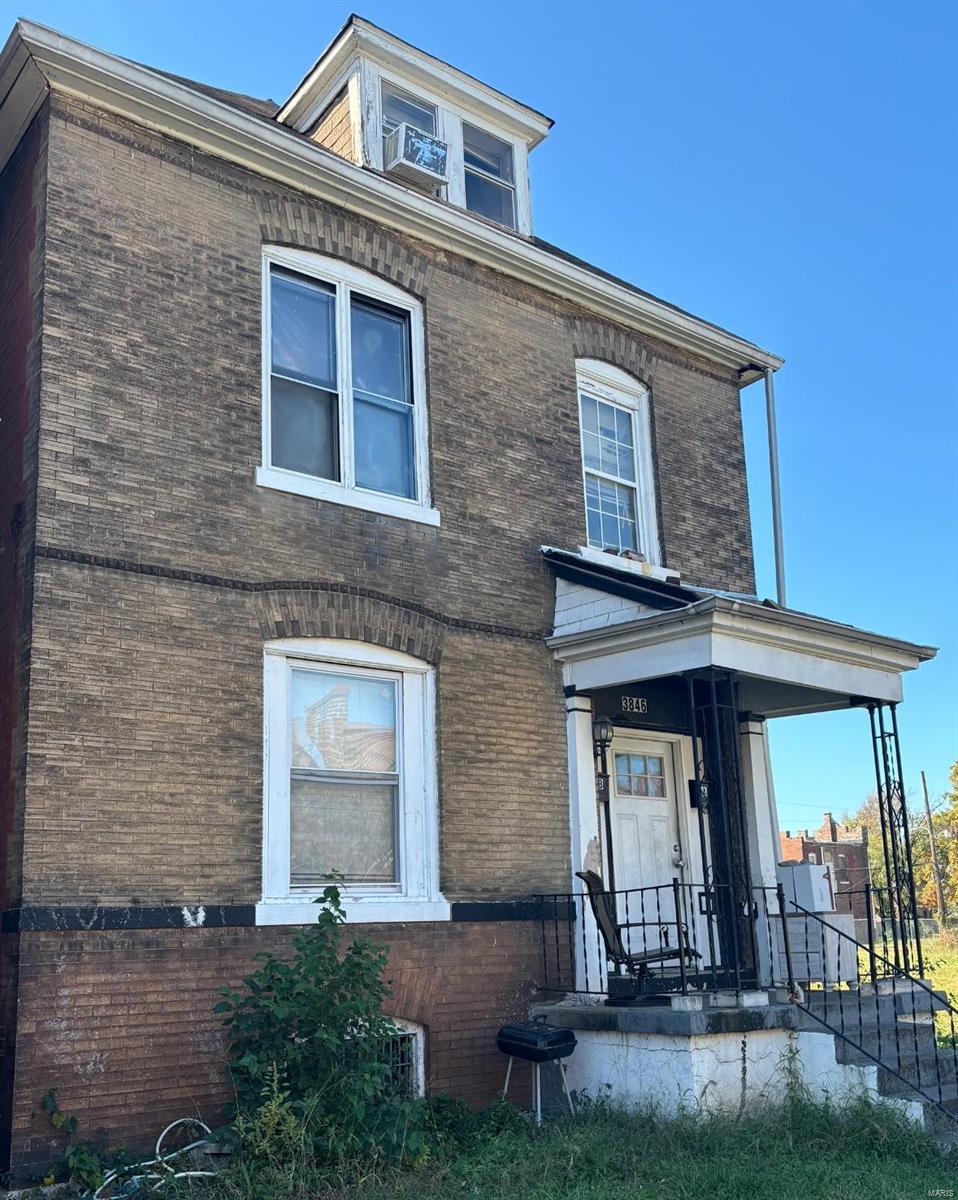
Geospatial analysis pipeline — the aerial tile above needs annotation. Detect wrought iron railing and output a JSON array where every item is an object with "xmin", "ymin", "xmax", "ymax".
[
  {"xmin": 535, "ymin": 880, "xmax": 957, "ymax": 1121},
  {"xmin": 537, "ymin": 880, "xmax": 763, "ymax": 998},
  {"xmin": 773, "ymin": 900, "xmax": 958, "ymax": 1123}
]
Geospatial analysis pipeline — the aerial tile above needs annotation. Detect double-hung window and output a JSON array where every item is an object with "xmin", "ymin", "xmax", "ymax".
[
  {"xmin": 260, "ymin": 639, "xmax": 446, "ymax": 925},
  {"xmin": 576, "ymin": 359, "xmax": 659, "ymax": 562},
  {"xmin": 258, "ymin": 249, "xmax": 438, "ymax": 526},
  {"xmin": 462, "ymin": 122, "xmax": 516, "ymax": 229}
]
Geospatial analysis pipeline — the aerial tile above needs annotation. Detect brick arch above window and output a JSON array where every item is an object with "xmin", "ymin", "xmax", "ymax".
[
  {"xmin": 252, "ymin": 589, "xmax": 445, "ymax": 664},
  {"xmin": 568, "ymin": 318, "xmax": 660, "ymax": 390},
  {"xmin": 255, "ymin": 196, "xmax": 434, "ymax": 300}
]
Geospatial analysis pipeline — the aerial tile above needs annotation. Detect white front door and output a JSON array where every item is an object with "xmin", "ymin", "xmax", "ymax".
[{"xmin": 609, "ymin": 735, "xmax": 683, "ymax": 955}]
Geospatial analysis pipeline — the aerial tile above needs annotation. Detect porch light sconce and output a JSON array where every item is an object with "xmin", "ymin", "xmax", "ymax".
[
  {"xmin": 592, "ymin": 716, "xmax": 614, "ymax": 777},
  {"xmin": 591, "ymin": 715, "xmax": 617, "ymax": 896}
]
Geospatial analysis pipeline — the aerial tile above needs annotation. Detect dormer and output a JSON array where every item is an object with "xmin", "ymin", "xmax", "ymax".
[{"xmin": 277, "ymin": 16, "xmax": 553, "ymax": 237}]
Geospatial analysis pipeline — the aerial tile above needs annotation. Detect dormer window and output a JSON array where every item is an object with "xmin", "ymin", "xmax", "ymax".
[
  {"xmin": 279, "ymin": 18, "xmax": 552, "ymax": 239},
  {"xmin": 463, "ymin": 122, "xmax": 516, "ymax": 229}
]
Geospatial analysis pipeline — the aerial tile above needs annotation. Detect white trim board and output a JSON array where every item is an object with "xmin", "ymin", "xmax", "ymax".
[
  {"xmin": 550, "ymin": 595, "xmax": 936, "ymax": 711},
  {"xmin": 0, "ymin": 20, "xmax": 783, "ymax": 379}
]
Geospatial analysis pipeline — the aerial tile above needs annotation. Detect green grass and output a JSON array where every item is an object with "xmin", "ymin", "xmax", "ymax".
[
  {"xmin": 168, "ymin": 1099, "xmax": 957, "ymax": 1200},
  {"xmin": 923, "ymin": 928, "xmax": 958, "ymax": 1046}
]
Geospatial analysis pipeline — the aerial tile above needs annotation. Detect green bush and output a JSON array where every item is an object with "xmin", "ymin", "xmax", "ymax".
[{"xmin": 215, "ymin": 886, "xmax": 430, "ymax": 1165}]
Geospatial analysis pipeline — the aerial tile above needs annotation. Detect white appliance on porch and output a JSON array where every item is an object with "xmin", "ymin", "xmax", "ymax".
[{"xmin": 774, "ymin": 862, "xmax": 857, "ymax": 986}]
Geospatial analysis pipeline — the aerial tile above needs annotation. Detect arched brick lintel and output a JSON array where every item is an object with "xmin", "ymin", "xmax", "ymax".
[
  {"xmin": 256, "ymin": 195, "xmax": 434, "ymax": 302},
  {"xmin": 569, "ymin": 317, "xmax": 660, "ymax": 391},
  {"xmin": 252, "ymin": 589, "xmax": 445, "ymax": 664}
]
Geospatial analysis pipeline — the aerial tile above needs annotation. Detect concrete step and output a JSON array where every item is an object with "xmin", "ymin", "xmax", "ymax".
[
  {"xmin": 834, "ymin": 1027, "xmax": 939, "ymax": 1065},
  {"xmin": 922, "ymin": 1096, "xmax": 958, "ymax": 1135},
  {"xmin": 878, "ymin": 1071, "xmax": 958, "ymax": 1104},
  {"xmin": 802, "ymin": 986, "xmax": 950, "ymax": 1020}
]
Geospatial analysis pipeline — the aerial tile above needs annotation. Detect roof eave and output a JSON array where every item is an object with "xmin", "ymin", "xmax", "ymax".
[
  {"xmin": 276, "ymin": 15, "xmax": 553, "ymax": 145},
  {"xmin": 2, "ymin": 20, "xmax": 784, "ymax": 376}
]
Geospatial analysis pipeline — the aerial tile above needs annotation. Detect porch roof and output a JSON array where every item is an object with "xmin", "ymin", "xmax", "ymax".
[{"xmin": 544, "ymin": 552, "xmax": 937, "ymax": 716}]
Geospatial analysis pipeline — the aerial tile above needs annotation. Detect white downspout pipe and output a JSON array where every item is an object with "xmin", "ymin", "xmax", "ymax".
[{"xmin": 764, "ymin": 366, "xmax": 787, "ymax": 607}]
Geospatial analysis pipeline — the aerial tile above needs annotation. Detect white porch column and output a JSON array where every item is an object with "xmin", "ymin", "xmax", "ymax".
[
  {"xmin": 565, "ymin": 690, "xmax": 605, "ymax": 994},
  {"xmin": 739, "ymin": 717, "xmax": 781, "ymax": 986}
]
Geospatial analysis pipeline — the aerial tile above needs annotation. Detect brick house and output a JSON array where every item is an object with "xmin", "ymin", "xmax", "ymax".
[
  {"xmin": 780, "ymin": 815, "xmax": 871, "ymax": 919},
  {"xmin": 0, "ymin": 14, "xmax": 943, "ymax": 1176}
]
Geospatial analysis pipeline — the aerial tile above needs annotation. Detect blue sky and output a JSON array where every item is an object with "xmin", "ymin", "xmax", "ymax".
[{"xmin": 9, "ymin": 0, "xmax": 957, "ymax": 830}]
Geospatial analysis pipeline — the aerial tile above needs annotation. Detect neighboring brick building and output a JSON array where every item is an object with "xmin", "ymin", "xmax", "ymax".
[
  {"xmin": 0, "ymin": 14, "xmax": 937, "ymax": 1177},
  {"xmin": 780, "ymin": 814, "xmax": 871, "ymax": 918}
]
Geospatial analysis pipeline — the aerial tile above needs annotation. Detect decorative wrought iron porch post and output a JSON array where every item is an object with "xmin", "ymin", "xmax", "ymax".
[{"xmin": 867, "ymin": 701, "xmax": 924, "ymax": 977}]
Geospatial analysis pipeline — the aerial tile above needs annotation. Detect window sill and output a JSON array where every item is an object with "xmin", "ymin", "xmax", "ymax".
[
  {"xmin": 256, "ymin": 896, "xmax": 451, "ymax": 926},
  {"xmin": 256, "ymin": 466, "xmax": 442, "ymax": 527}
]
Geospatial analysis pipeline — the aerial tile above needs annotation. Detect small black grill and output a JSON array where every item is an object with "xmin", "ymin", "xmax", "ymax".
[
  {"xmin": 497, "ymin": 1018, "xmax": 577, "ymax": 1123},
  {"xmin": 496, "ymin": 1020, "xmax": 576, "ymax": 1063}
]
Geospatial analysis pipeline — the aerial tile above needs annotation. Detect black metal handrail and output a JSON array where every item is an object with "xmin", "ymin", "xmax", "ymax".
[
  {"xmin": 761, "ymin": 895, "xmax": 957, "ymax": 1123},
  {"xmin": 537, "ymin": 879, "xmax": 761, "ymax": 998},
  {"xmin": 536, "ymin": 880, "xmax": 957, "ymax": 1122}
]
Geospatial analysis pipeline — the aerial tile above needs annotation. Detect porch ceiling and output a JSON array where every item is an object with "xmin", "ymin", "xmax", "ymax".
[{"xmin": 548, "ymin": 593, "xmax": 937, "ymax": 717}]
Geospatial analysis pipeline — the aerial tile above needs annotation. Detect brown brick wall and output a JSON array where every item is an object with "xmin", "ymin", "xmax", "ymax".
[
  {"xmin": 310, "ymin": 86, "xmax": 357, "ymax": 162},
  {"xmin": 19, "ymin": 93, "xmax": 755, "ymax": 908},
  {"xmin": 36, "ymin": 96, "xmax": 754, "ymax": 604},
  {"xmin": 11, "ymin": 920, "xmax": 541, "ymax": 1176},
  {"xmin": 22, "ymin": 557, "xmax": 568, "ymax": 903},
  {"xmin": 0, "ymin": 102, "xmax": 49, "ymax": 1170},
  {"xmin": 2, "ymin": 85, "xmax": 760, "ymax": 1173}
]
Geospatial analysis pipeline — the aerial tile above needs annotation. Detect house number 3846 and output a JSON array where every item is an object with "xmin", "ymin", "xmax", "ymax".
[{"xmin": 621, "ymin": 697, "xmax": 648, "ymax": 713}]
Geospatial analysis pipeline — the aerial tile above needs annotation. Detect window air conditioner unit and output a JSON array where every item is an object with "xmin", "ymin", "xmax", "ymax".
[{"xmin": 384, "ymin": 123, "xmax": 448, "ymax": 185}]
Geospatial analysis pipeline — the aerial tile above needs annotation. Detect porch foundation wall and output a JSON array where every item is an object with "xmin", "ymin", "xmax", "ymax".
[
  {"xmin": 558, "ymin": 1026, "xmax": 885, "ymax": 1116},
  {"xmin": 8, "ymin": 920, "xmax": 541, "ymax": 1179}
]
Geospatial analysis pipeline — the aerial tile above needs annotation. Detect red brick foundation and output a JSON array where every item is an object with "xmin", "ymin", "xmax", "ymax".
[{"xmin": 9, "ymin": 919, "xmax": 540, "ymax": 1177}]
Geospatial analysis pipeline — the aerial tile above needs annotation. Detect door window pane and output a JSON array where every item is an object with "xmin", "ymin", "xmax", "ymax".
[
  {"xmin": 271, "ymin": 271, "xmax": 336, "ymax": 389},
  {"xmin": 291, "ymin": 778, "xmax": 397, "ymax": 885},
  {"xmin": 270, "ymin": 377, "xmax": 339, "ymax": 480},
  {"xmin": 614, "ymin": 751, "xmax": 668, "ymax": 800}
]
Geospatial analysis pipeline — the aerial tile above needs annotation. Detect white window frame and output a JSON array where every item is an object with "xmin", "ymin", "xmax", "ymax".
[
  {"xmin": 256, "ymin": 247, "xmax": 440, "ymax": 527},
  {"xmin": 384, "ymin": 1018, "xmax": 427, "ymax": 1098},
  {"xmin": 258, "ymin": 638, "xmax": 448, "ymax": 925},
  {"xmin": 364, "ymin": 62, "xmax": 533, "ymax": 236},
  {"xmin": 575, "ymin": 358, "xmax": 659, "ymax": 565},
  {"xmin": 461, "ymin": 120, "xmax": 517, "ymax": 230}
]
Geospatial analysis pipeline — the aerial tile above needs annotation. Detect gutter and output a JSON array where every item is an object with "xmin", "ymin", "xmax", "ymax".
[{"xmin": 0, "ymin": 20, "xmax": 784, "ymax": 379}]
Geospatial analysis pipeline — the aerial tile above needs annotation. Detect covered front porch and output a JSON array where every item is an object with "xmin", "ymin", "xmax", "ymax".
[
  {"xmin": 542, "ymin": 545, "xmax": 936, "ymax": 1002},
  {"xmin": 528, "ymin": 548, "xmax": 955, "ymax": 1121}
]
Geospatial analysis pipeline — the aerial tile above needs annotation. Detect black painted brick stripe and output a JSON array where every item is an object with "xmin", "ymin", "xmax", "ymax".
[
  {"xmin": 3, "ymin": 904, "xmax": 256, "ymax": 933},
  {"xmin": 3, "ymin": 900, "xmax": 552, "ymax": 932},
  {"xmin": 35, "ymin": 545, "xmax": 551, "ymax": 642}
]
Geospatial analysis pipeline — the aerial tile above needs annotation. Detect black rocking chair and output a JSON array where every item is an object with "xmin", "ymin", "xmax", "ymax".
[{"xmin": 575, "ymin": 870, "xmax": 700, "ymax": 991}]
